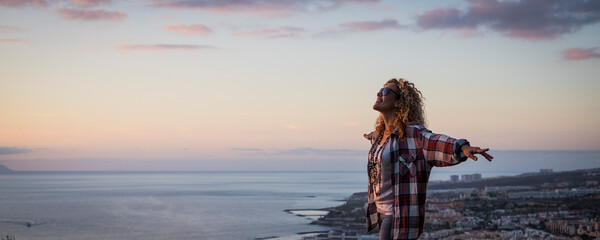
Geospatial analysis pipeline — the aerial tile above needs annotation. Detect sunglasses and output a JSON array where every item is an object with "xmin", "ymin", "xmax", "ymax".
[{"xmin": 378, "ymin": 87, "xmax": 400, "ymax": 98}]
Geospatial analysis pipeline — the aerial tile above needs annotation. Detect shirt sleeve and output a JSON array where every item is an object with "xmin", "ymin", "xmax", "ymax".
[{"xmin": 419, "ymin": 127, "xmax": 469, "ymax": 167}]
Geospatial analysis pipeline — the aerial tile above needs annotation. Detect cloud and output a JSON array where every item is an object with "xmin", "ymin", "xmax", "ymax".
[
  {"xmin": 114, "ymin": 44, "xmax": 218, "ymax": 51},
  {"xmin": 150, "ymin": 0, "xmax": 298, "ymax": 17},
  {"xmin": 1, "ymin": 0, "xmax": 110, "ymax": 8},
  {"xmin": 316, "ymin": 18, "xmax": 406, "ymax": 37},
  {"xmin": 0, "ymin": 147, "xmax": 33, "ymax": 155},
  {"xmin": 232, "ymin": 147, "xmax": 364, "ymax": 156},
  {"xmin": 163, "ymin": 24, "xmax": 213, "ymax": 35},
  {"xmin": 0, "ymin": 25, "xmax": 25, "ymax": 31},
  {"xmin": 0, "ymin": 39, "xmax": 26, "ymax": 43},
  {"xmin": 148, "ymin": 0, "xmax": 382, "ymax": 17},
  {"xmin": 234, "ymin": 26, "xmax": 307, "ymax": 38},
  {"xmin": 0, "ymin": 0, "xmax": 48, "ymax": 8},
  {"xmin": 231, "ymin": 147, "xmax": 265, "ymax": 153},
  {"xmin": 276, "ymin": 147, "xmax": 364, "ymax": 156},
  {"xmin": 562, "ymin": 47, "xmax": 600, "ymax": 60},
  {"xmin": 414, "ymin": 0, "xmax": 600, "ymax": 41},
  {"xmin": 339, "ymin": 18, "xmax": 406, "ymax": 32},
  {"xmin": 56, "ymin": 8, "xmax": 127, "ymax": 21},
  {"xmin": 70, "ymin": 0, "xmax": 111, "ymax": 7}
]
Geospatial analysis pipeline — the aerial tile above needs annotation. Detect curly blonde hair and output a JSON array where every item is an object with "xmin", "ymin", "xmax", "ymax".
[{"xmin": 374, "ymin": 78, "xmax": 426, "ymax": 139}]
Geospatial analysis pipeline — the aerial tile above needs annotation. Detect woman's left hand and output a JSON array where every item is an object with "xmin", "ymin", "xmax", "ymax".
[
  {"xmin": 363, "ymin": 132, "xmax": 375, "ymax": 140},
  {"xmin": 461, "ymin": 145, "xmax": 494, "ymax": 161}
]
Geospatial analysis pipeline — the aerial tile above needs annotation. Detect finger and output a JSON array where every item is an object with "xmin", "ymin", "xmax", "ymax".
[
  {"xmin": 476, "ymin": 148, "xmax": 489, "ymax": 153},
  {"xmin": 462, "ymin": 147, "xmax": 475, "ymax": 161},
  {"xmin": 466, "ymin": 152, "xmax": 477, "ymax": 161},
  {"xmin": 482, "ymin": 152, "xmax": 494, "ymax": 161}
]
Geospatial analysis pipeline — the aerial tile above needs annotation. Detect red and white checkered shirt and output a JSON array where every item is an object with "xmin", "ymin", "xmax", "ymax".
[{"xmin": 366, "ymin": 125, "xmax": 468, "ymax": 240}]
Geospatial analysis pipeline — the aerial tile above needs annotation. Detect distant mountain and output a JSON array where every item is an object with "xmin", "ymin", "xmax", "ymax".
[{"xmin": 0, "ymin": 164, "xmax": 13, "ymax": 173}]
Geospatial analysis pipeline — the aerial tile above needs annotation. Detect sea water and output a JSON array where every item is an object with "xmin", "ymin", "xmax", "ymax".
[
  {"xmin": 2, "ymin": 152, "xmax": 599, "ymax": 240},
  {"xmin": 0, "ymin": 172, "xmax": 366, "ymax": 240}
]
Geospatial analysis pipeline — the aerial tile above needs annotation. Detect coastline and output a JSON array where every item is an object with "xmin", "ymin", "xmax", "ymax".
[
  {"xmin": 303, "ymin": 192, "xmax": 368, "ymax": 233},
  {"xmin": 280, "ymin": 192, "xmax": 370, "ymax": 239},
  {"xmin": 301, "ymin": 167, "xmax": 600, "ymax": 239}
]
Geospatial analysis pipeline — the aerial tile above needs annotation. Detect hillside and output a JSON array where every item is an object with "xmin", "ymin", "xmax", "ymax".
[{"xmin": 428, "ymin": 167, "xmax": 600, "ymax": 190}]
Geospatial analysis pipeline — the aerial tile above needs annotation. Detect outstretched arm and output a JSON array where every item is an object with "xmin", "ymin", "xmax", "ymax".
[
  {"xmin": 420, "ymin": 128, "xmax": 465, "ymax": 167},
  {"xmin": 418, "ymin": 127, "xmax": 493, "ymax": 167},
  {"xmin": 363, "ymin": 126, "xmax": 494, "ymax": 162}
]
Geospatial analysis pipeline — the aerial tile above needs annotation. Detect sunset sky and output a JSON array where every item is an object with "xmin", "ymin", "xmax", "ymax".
[{"xmin": 1, "ymin": 0, "xmax": 599, "ymax": 171}]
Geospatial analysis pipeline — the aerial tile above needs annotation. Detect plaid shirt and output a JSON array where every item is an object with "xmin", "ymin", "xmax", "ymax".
[{"xmin": 366, "ymin": 125, "xmax": 468, "ymax": 240}]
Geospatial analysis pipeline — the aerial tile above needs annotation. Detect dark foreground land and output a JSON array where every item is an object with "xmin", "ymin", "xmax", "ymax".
[{"xmin": 312, "ymin": 168, "xmax": 600, "ymax": 240}]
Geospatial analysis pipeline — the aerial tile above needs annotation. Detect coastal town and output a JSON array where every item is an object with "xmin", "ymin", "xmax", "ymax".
[{"xmin": 302, "ymin": 168, "xmax": 600, "ymax": 240}]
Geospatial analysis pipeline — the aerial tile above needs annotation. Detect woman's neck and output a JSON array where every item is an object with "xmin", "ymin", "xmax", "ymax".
[{"xmin": 381, "ymin": 112, "xmax": 395, "ymax": 134}]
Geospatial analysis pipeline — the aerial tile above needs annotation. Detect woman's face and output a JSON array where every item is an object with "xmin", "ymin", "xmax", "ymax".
[{"xmin": 373, "ymin": 82, "xmax": 400, "ymax": 113}]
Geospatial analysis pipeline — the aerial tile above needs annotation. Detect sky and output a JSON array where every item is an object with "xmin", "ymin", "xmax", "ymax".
[{"xmin": 1, "ymin": 0, "xmax": 599, "ymax": 171}]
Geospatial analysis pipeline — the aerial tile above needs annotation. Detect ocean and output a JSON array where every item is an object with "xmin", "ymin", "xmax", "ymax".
[
  {"xmin": 1, "ymin": 153, "xmax": 599, "ymax": 240},
  {"xmin": 0, "ymin": 172, "xmax": 366, "ymax": 240}
]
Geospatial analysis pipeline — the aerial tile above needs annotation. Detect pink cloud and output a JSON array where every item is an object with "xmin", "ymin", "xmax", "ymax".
[
  {"xmin": 0, "ymin": 0, "xmax": 48, "ymax": 8},
  {"xmin": 415, "ymin": 8, "xmax": 470, "ymax": 30},
  {"xmin": 234, "ymin": 26, "xmax": 306, "ymax": 38},
  {"xmin": 56, "ymin": 8, "xmax": 127, "ymax": 21},
  {"xmin": 70, "ymin": 0, "xmax": 111, "ymax": 7},
  {"xmin": 114, "ymin": 44, "xmax": 218, "ymax": 51},
  {"xmin": 150, "ymin": 0, "xmax": 300, "ymax": 17},
  {"xmin": 414, "ymin": 0, "xmax": 600, "ymax": 41},
  {"xmin": 562, "ymin": 48, "xmax": 600, "ymax": 60},
  {"xmin": 0, "ymin": 25, "xmax": 25, "ymax": 31},
  {"xmin": 0, "ymin": 39, "xmax": 27, "ymax": 43},
  {"xmin": 163, "ymin": 24, "xmax": 213, "ymax": 35},
  {"xmin": 148, "ymin": 0, "xmax": 382, "ymax": 17},
  {"xmin": 316, "ymin": 18, "xmax": 405, "ymax": 37},
  {"xmin": 339, "ymin": 18, "xmax": 405, "ymax": 32}
]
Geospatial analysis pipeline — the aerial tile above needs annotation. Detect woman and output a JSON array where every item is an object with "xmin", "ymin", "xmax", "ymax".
[{"xmin": 364, "ymin": 78, "xmax": 493, "ymax": 240}]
